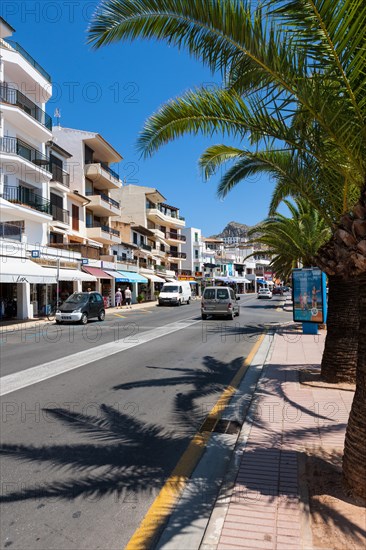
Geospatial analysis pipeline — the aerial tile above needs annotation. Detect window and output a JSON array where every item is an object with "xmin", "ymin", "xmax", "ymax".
[
  {"xmin": 203, "ymin": 289, "xmax": 216, "ymax": 300},
  {"xmin": 72, "ymin": 204, "xmax": 79, "ymax": 231},
  {"xmin": 217, "ymin": 289, "xmax": 229, "ymax": 300},
  {"xmin": 133, "ymin": 232, "xmax": 138, "ymax": 245},
  {"xmin": 194, "ymin": 250, "xmax": 199, "ymax": 259},
  {"xmin": 84, "ymin": 144, "xmax": 94, "ymax": 164},
  {"xmin": 194, "ymin": 232, "xmax": 198, "ymax": 242}
]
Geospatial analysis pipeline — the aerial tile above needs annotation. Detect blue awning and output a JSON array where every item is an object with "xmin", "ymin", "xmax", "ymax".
[{"xmin": 115, "ymin": 271, "xmax": 148, "ymax": 283}]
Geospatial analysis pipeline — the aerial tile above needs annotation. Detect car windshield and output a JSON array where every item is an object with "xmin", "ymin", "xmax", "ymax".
[
  {"xmin": 162, "ymin": 286, "xmax": 179, "ymax": 292},
  {"xmin": 64, "ymin": 293, "xmax": 89, "ymax": 304}
]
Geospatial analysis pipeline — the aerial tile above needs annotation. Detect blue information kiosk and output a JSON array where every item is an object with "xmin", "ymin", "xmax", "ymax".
[{"xmin": 292, "ymin": 268, "xmax": 327, "ymax": 334}]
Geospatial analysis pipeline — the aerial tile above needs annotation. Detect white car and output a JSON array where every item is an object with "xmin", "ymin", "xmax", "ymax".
[{"xmin": 258, "ymin": 288, "xmax": 273, "ymax": 299}]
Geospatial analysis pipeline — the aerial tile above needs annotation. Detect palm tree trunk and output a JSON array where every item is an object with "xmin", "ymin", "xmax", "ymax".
[
  {"xmin": 342, "ymin": 273, "xmax": 366, "ymax": 499},
  {"xmin": 320, "ymin": 276, "xmax": 358, "ymax": 384}
]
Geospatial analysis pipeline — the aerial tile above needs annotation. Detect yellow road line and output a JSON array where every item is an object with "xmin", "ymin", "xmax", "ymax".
[
  {"xmin": 126, "ymin": 333, "xmax": 266, "ymax": 550},
  {"xmin": 113, "ymin": 313, "xmax": 126, "ymax": 318}
]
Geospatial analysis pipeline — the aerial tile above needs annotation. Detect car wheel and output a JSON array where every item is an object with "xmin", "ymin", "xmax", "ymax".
[
  {"xmin": 98, "ymin": 309, "xmax": 105, "ymax": 321},
  {"xmin": 187, "ymin": 297, "xmax": 190, "ymax": 304},
  {"xmin": 228, "ymin": 311, "xmax": 235, "ymax": 320},
  {"xmin": 177, "ymin": 300, "xmax": 181, "ymax": 306},
  {"xmin": 236, "ymin": 308, "xmax": 240, "ymax": 316},
  {"xmin": 80, "ymin": 313, "xmax": 88, "ymax": 325},
  {"xmin": 201, "ymin": 313, "xmax": 207, "ymax": 320}
]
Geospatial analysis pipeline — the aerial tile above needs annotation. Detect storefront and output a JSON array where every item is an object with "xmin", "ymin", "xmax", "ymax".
[
  {"xmin": 0, "ymin": 257, "xmax": 56, "ymax": 319},
  {"xmin": 82, "ymin": 266, "xmax": 113, "ymax": 307},
  {"xmin": 112, "ymin": 271, "xmax": 149, "ymax": 303},
  {"xmin": 144, "ymin": 274, "xmax": 166, "ymax": 301}
]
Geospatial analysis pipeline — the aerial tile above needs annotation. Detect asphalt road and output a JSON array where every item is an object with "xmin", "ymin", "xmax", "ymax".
[{"xmin": 0, "ymin": 295, "xmax": 291, "ymax": 550}]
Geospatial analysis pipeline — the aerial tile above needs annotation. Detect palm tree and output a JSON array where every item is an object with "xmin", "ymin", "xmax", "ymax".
[
  {"xmin": 246, "ymin": 198, "xmax": 330, "ymax": 279},
  {"xmin": 88, "ymin": 0, "xmax": 366, "ymax": 497}
]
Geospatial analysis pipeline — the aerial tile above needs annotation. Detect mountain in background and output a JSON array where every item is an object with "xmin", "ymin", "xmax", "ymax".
[{"xmin": 209, "ymin": 221, "xmax": 252, "ymax": 240}]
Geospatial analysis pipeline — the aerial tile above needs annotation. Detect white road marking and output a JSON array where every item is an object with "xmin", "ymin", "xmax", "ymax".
[{"xmin": 0, "ymin": 319, "xmax": 200, "ymax": 396}]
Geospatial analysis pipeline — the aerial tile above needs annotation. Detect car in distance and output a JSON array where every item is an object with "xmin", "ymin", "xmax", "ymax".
[
  {"xmin": 158, "ymin": 281, "xmax": 191, "ymax": 306},
  {"xmin": 201, "ymin": 286, "xmax": 240, "ymax": 320},
  {"xmin": 272, "ymin": 286, "xmax": 284, "ymax": 295},
  {"xmin": 257, "ymin": 288, "xmax": 273, "ymax": 299},
  {"xmin": 55, "ymin": 292, "xmax": 105, "ymax": 324}
]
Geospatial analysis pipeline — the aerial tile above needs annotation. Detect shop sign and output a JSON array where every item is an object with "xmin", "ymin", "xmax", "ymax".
[
  {"xmin": 292, "ymin": 268, "xmax": 327, "ymax": 323},
  {"xmin": 195, "ymin": 271, "xmax": 203, "ymax": 277},
  {"xmin": 178, "ymin": 276, "xmax": 195, "ymax": 281}
]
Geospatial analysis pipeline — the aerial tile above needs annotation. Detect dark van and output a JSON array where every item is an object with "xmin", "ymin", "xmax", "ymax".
[{"xmin": 55, "ymin": 292, "xmax": 105, "ymax": 324}]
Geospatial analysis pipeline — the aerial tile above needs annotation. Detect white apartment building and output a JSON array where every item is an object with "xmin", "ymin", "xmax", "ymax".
[
  {"xmin": 52, "ymin": 126, "xmax": 122, "ymax": 254},
  {"xmin": 181, "ymin": 227, "xmax": 204, "ymax": 275},
  {"xmin": 0, "ymin": 18, "xmax": 95, "ymax": 320},
  {"xmin": 112, "ymin": 184, "xmax": 186, "ymax": 278}
]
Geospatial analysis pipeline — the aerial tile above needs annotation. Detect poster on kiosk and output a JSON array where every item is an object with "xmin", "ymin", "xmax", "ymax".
[{"xmin": 292, "ymin": 268, "xmax": 327, "ymax": 324}]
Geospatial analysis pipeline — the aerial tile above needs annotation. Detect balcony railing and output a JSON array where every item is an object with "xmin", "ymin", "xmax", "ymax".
[
  {"xmin": 0, "ymin": 222, "xmax": 23, "ymax": 241},
  {"xmin": 0, "ymin": 84, "xmax": 52, "ymax": 130},
  {"xmin": 116, "ymin": 256, "xmax": 138, "ymax": 265},
  {"xmin": 0, "ymin": 136, "xmax": 50, "ymax": 170},
  {"xmin": 140, "ymin": 243, "xmax": 152, "ymax": 251},
  {"xmin": 85, "ymin": 161, "xmax": 120, "ymax": 181},
  {"xmin": 5, "ymin": 40, "xmax": 52, "ymax": 83},
  {"xmin": 51, "ymin": 163, "xmax": 70, "ymax": 187},
  {"xmin": 3, "ymin": 186, "xmax": 51, "ymax": 215},
  {"xmin": 168, "ymin": 251, "xmax": 187, "ymax": 259},
  {"xmin": 86, "ymin": 191, "xmax": 120, "ymax": 209},
  {"xmin": 165, "ymin": 232, "xmax": 186, "ymax": 242},
  {"xmin": 51, "ymin": 205, "xmax": 69, "ymax": 224},
  {"xmin": 49, "ymin": 243, "xmax": 101, "ymax": 260},
  {"xmin": 100, "ymin": 162, "xmax": 120, "ymax": 181},
  {"xmin": 86, "ymin": 222, "xmax": 120, "ymax": 237},
  {"xmin": 155, "ymin": 264, "xmax": 167, "ymax": 272}
]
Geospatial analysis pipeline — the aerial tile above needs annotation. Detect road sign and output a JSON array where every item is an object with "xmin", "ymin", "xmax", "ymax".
[
  {"xmin": 81, "ymin": 258, "xmax": 88, "ymax": 265},
  {"xmin": 31, "ymin": 250, "xmax": 40, "ymax": 258}
]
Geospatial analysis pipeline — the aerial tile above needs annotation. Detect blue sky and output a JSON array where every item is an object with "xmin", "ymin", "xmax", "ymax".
[{"xmin": 2, "ymin": 0, "xmax": 278, "ymax": 236}]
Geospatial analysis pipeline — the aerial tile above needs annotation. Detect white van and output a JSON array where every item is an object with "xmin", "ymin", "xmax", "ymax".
[{"xmin": 158, "ymin": 281, "xmax": 192, "ymax": 306}]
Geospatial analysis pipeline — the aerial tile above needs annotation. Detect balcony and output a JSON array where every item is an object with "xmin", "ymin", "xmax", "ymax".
[
  {"xmin": 51, "ymin": 205, "xmax": 69, "ymax": 225},
  {"xmin": 0, "ymin": 136, "xmax": 51, "ymax": 175},
  {"xmin": 49, "ymin": 243, "xmax": 101, "ymax": 260},
  {"xmin": 147, "ymin": 224, "xmax": 165, "ymax": 240},
  {"xmin": 86, "ymin": 223, "xmax": 121, "ymax": 245},
  {"xmin": 168, "ymin": 251, "xmax": 187, "ymax": 259},
  {"xmin": 116, "ymin": 255, "xmax": 138, "ymax": 266},
  {"xmin": 139, "ymin": 243, "xmax": 152, "ymax": 252},
  {"xmin": 85, "ymin": 191, "xmax": 120, "ymax": 216},
  {"xmin": 50, "ymin": 163, "xmax": 70, "ymax": 188},
  {"xmin": 5, "ymin": 40, "xmax": 52, "ymax": 82},
  {"xmin": 3, "ymin": 186, "xmax": 51, "ymax": 215},
  {"xmin": 84, "ymin": 162, "xmax": 121, "ymax": 190},
  {"xmin": 0, "ymin": 84, "xmax": 52, "ymax": 130},
  {"xmin": 146, "ymin": 205, "xmax": 186, "ymax": 227},
  {"xmin": 165, "ymin": 231, "xmax": 186, "ymax": 242}
]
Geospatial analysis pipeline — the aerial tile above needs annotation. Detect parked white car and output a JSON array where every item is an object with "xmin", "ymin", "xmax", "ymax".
[
  {"xmin": 158, "ymin": 281, "xmax": 191, "ymax": 306},
  {"xmin": 258, "ymin": 288, "xmax": 273, "ymax": 299}
]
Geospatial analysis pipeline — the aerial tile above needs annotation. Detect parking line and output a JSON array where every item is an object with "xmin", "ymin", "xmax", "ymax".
[{"xmin": 125, "ymin": 333, "xmax": 266, "ymax": 550}]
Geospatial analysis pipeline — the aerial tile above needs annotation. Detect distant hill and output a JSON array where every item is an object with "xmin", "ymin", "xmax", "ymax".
[{"xmin": 209, "ymin": 221, "xmax": 251, "ymax": 240}]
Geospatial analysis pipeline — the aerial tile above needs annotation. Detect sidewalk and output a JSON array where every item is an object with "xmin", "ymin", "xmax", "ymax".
[
  {"xmin": 0, "ymin": 300, "xmax": 159, "ymax": 333},
  {"xmin": 200, "ymin": 327, "xmax": 361, "ymax": 550}
]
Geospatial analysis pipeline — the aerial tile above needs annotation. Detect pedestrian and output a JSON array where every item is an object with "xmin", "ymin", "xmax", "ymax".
[
  {"xmin": 124, "ymin": 286, "xmax": 132, "ymax": 309},
  {"xmin": 87, "ymin": 287, "xmax": 92, "ymax": 293},
  {"xmin": 115, "ymin": 288, "xmax": 123, "ymax": 309}
]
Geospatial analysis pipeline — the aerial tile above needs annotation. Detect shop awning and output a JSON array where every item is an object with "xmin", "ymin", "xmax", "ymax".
[
  {"xmin": 82, "ymin": 266, "xmax": 112, "ymax": 279},
  {"xmin": 115, "ymin": 271, "xmax": 148, "ymax": 283},
  {"xmin": 232, "ymin": 277, "xmax": 251, "ymax": 283},
  {"xmin": 0, "ymin": 258, "xmax": 57, "ymax": 284},
  {"xmin": 145, "ymin": 274, "xmax": 166, "ymax": 283},
  {"xmin": 50, "ymin": 268, "xmax": 96, "ymax": 282},
  {"xmin": 166, "ymin": 278, "xmax": 177, "ymax": 282},
  {"xmin": 103, "ymin": 270, "xmax": 123, "ymax": 280}
]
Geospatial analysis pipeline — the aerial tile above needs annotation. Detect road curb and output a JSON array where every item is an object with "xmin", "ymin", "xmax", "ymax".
[{"xmin": 156, "ymin": 332, "xmax": 274, "ymax": 550}]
